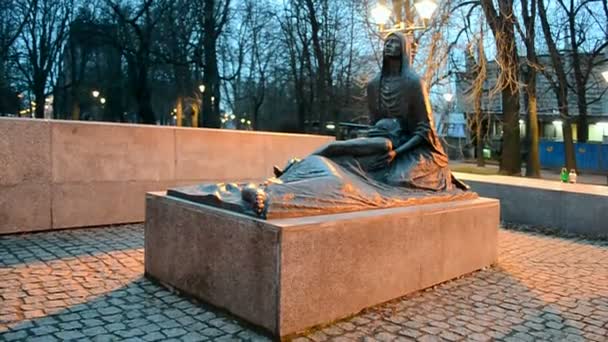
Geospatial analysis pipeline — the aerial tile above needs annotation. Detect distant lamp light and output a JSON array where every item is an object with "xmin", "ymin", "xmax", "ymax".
[
  {"xmin": 211, "ymin": 96, "xmax": 215, "ymax": 103},
  {"xmin": 240, "ymin": 118, "xmax": 246, "ymax": 123},
  {"xmin": 230, "ymin": 114, "xmax": 236, "ymax": 120},
  {"xmin": 17, "ymin": 93, "xmax": 24, "ymax": 99},
  {"xmin": 443, "ymin": 93, "xmax": 453, "ymax": 102},
  {"xmin": 246, "ymin": 120, "xmax": 251, "ymax": 125},
  {"xmin": 199, "ymin": 84, "xmax": 206, "ymax": 93},
  {"xmin": 519, "ymin": 119, "xmax": 525, "ymax": 125},
  {"xmin": 414, "ymin": 0, "xmax": 438, "ymax": 20},
  {"xmin": 371, "ymin": 4, "xmax": 391, "ymax": 24},
  {"xmin": 92, "ymin": 90, "xmax": 100, "ymax": 98},
  {"xmin": 100, "ymin": 97, "xmax": 106, "ymax": 104},
  {"xmin": 325, "ymin": 123, "xmax": 336, "ymax": 130},
  {"xmin": 602, "ymin": 71, "xmax": 608, "ymax": 83},
  {"xmin": 553, "ymin": 120, "xmax": 563, "ymax": 126}
]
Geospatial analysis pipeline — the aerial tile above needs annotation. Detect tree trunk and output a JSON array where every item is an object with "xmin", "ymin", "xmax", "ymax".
[
  {"xmin": 525, "ymin": 74, "xmax": 540, "ymax": 177},
  {"xmin": 34, "ymin": 80, "xmax": 45, "ymax": 119},
  {"xmin": 475, "ymin": 115, "xmax": 484, "ymax": 167},
  {"xmin": 567, "ymin": 6, "xmax": 589, "ymax": 142},
  {"xmin": 201, "ymin": 0, "xmax": 221, "ymax": 128},
  {"xmin": 136, "ymin": 64, "xmax": 155, "ymax": 124},
  {"xmin": 500, "ymin": 89, "xmax": 521, "ymax": 175},
  {"xmin": 521, "ymin": 0, "xmax": 540, "ymax": 177},
  {"xmin": 538, "ymin": 0, "xmax": 576, "ymax": 170},
  {"xmin": 71, "ymin": 101, "xmax": 80, "ymax": 121},
  {"xmin": 563, "ymin": 119, "xmax": 576, "ymax": 169},
  {"xmin": 480, "ymin": 0, "xmax": 521, "ymax": 175},
  {"xmin": 304, "ymin": 0, "xmax": 330, "ymax": 129}
]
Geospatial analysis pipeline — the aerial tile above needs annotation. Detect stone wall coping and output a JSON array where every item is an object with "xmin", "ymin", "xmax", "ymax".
[
  {"xmin": 0, "ymin": 117, "xmax": 332, "ymax": 139},
  {"xmin": 454, "ymin": 172, "xmax": 608, "ymax": 197}
]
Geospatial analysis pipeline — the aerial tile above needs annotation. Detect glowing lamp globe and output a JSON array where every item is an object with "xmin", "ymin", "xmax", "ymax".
[
  {"xmin": 414, "ymin": 0, "xmax": 438, "ymax": 20},
  {"xmin": 371, "ymin": 4, "xmax": 391, "ymax": 24}
]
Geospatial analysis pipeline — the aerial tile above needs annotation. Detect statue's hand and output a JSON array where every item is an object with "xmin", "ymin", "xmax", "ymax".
[{"xmin": 371, "ymin": 150, "xmax": 397, "ymax": 169}]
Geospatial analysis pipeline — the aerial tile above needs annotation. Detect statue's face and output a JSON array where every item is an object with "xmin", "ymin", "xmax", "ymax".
[{"xmin": 384, "ymin": 36, "xmax": 401, "ymax": 57}]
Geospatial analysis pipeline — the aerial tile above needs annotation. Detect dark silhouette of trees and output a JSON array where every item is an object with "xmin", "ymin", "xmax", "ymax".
[{"xmin": 15, "ymin": 0, "xmax": 72, "ymax": 119}]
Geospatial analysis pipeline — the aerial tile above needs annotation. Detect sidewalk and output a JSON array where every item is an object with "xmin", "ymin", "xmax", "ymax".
[{"xmin": 451, "ymin": 161, "xmax": 608, "ymax": 186}]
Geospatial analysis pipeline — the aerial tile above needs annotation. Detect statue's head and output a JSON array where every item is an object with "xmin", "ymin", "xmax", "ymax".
[{"xmin": 382, "ymin": 32, "xmax": 411, "ymax": 75}]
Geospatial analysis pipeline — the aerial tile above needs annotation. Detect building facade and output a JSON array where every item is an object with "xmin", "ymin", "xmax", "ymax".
[{"xmin": 454, "ymin": 51, "xmax": 608, "ymax": 145}]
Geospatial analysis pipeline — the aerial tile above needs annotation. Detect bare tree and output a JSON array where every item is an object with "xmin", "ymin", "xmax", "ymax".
[
  {"xmin": 302, "ymin": 0, "xmax": 336, "ymax": 128},
  {"xmin": 197, "ymin": 0, "xmax": 231, "ymax": 128},
  {"xmin": 15, "ymin": 0, "xmax": 72, "ymax": 119},
  {"xmin": 0, "ymin": 1, "xmax": 30, "ymax": 114},
  {"xmin": 516, "ymin": 0, "xmax": 541, "ymax": 177},
  {"xmin": 538, "ymin": 0, "xmax": 577, "ymax": 170},
  {"xmin": 557, "ymin": 0, "xmax": 608, "ymax": 142},
  {"xmin": 464, "ymin": 27, "xmax": 489, "ymax": 167},
  {"xmin": 479, "ymin": 0, "xmax": 521, "ymax": 175},
  {"xmin": 106, "ymin": 0, "xmax": 170, "ymax": 124},
  {"xmin": 278, "ymin": 1, "xmax": 314, "ymax": 132}
]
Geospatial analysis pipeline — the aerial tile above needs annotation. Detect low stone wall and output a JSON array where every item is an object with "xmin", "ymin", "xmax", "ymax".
[
  {"xmin": 454, "ymin": 172, "xmax": 608, "ymax": 237},
  {"xmin": 0, "ymin": 118, "xmax": 334, "ymax": 234}
]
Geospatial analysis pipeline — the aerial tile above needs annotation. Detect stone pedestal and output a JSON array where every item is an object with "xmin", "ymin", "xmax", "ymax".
[{"xmin": 144, "ymin": 192, "xmax": 499, "ymax": 338}]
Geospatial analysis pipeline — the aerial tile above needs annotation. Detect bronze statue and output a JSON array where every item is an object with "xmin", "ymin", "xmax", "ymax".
[{"xmin": 168, "ymin": 32, "xmax": 474, "ymax": 219}]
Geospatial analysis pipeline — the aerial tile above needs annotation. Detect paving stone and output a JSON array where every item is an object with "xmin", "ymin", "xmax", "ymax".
[
  {"xmin": 31, "ymin": 325, "xmax": 59, "ymax": 335},
  {"xmin": 164, "ymin": 327, "xmax": 188, "ymax": 338},
  {"xmin": 26, "ymin": 336, "xmax": 59, "ymax": 342},
  {"xmin": 1, "ymin": 330, "xmax": 27, "ymax": 341},
  {"xmin": 200, "ymin": 327, "xmax": 224, "ymax": 337},
  {"xmin": 82, "ymin": 326, "xmax": 109, "ymax": 336},
  {"xmin": 180, "ymin": 331, "xmax": 207, "ymax": 342},
  {"xmin": 143, "ymin": 331, "xmax": 168, "ymax": 341},
  {"xmin": 115, "ymin": 328, "xmax": 145, "ymax": 338},
  {"xmin": 54, "ymin": 330, "xmax": 86, "ymax": 340}
]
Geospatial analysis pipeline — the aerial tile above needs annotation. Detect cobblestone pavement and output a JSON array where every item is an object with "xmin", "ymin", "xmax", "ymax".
[{"xmin": 1, "ymin": 225, "xmax": 608, "ymax": 341}]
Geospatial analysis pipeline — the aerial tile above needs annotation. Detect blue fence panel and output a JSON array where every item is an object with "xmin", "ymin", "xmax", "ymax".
[
  {"xmin": 574, "ymin": 143, "xmax": 600, "ymax": 172},
  {"xmin": 539, "ymin": 141, "xmax": 564, "ymax": 169},
  {"xmin": 601, "ymin": 145, "xmax": 608, "ymax": 172}
]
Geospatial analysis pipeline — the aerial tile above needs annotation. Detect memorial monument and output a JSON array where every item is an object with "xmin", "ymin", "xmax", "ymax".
[
  {"xmin": 145, "ymin": 32, "xmax": 499, "ymax": 338},
  {"xmin": 168, "ymin": 32, "xmax": 475, "ymax": 219}
]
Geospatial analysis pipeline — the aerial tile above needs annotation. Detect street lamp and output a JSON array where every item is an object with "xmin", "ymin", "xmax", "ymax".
[
  {"xmin": 100, "ymin": 97, "xmax": 106, "ymax": 105},
  {"xmin": 92, "ymin": 90, "xmax": 100, "ymax": 98},
  {"xmin": 199, "ymin": 84, "xmax": 206, "ymax": 93},
  {"xmin": 371, "ymin": 0, "xmax": 437, "ymax": 33}
]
